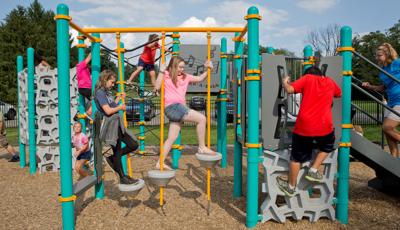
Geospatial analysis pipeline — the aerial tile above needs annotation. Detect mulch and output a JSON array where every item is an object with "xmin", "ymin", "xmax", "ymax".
[{"xmin": 0, "ymin": 146, "xmax": 399, "ymax": 230}]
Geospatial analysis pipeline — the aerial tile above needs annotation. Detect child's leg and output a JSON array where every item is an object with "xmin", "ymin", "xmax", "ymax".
[
  {"xmin": 6, "ymin": 144, "xmax": 17, "ymax": 156},
  {"xmin": 156, "ymin": 122, "xmax": 181, "ymax": 169},
  {"xmin": 182, "ymin": 110, "xmax": 207, "ymax": 149},
  {"xmin": 386, "ymin": 134, "xmax": 399, "ymax": 157},
  {"xmin": 310, "ymin": 151, "xmax": 329, "ymax": 169},
  {"xmin": 127, "ymin": 66, "xmax": 143, "ymax": 83},
  {"xmin": 289, "ymin": 161, "xmax": 301, "ymax": 187},
  {"xmin": 383, "ymin": 118, "xmax": 400, "ymax": 157},
  {"xmin": 149, "ymin": 70, "xmax": 157, "ymax": 88},
  {"xmin": 75, "ymin": 159, "xmax": 88, "ymax": 177}
]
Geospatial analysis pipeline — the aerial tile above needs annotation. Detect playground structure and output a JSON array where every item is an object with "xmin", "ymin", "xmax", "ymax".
[{"xmin": 11, "ymin": 2, "xmax": 400, "ymax": 230}]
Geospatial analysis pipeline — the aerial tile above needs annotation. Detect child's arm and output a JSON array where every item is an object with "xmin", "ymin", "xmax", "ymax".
[
  {"xmin": 155, "ymin": 64, "xmax": 167, "ymax": 90},
  {"xmin": 361, "ymin": 82, "xmax": 385, "ymax": 92},
  {"xmin": 282, "ymin": 76, "xmax": 295, "ymax": 94},
  {"xmin": 190, "ymin": 61, "xmax": 213, "ymax": 83},
  {"xmin": 84, "ymin": 53, "xmax": 92, "ymax": 65}
]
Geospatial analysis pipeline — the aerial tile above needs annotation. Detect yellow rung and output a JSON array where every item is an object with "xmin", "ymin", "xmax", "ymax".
[
  {"xmin": 341, "ymin": 124, "xmax": 353, "ymax": 129},
  {"xmin": 136, "ymin": 121, "xmax": 146, "ymax": 125},
  {"xmin": 244, "ymin": 76, "xmax": 260, "ymax": 81},
  {"xmin": 232, "ymin": 37, "xmax": 245, "ymax": 42},
  {"xmin": 336, "ymin": 47, "xmax": 355, "ymax": 52},
  {"xmin": 216, "ymin": 98, "xmax": 228, "ymax": 102},
  {"xmin": 76, "ymin": 114, "xmax": 87, "ymax": 119},
  {"xmin": 237, "ymin": 79, "xmax": 241, "ymax": 85},
  {"xmin": 75, "ymin": 44, "xmax": 87, "ymax": 48},
  {"xmin": 171, "ymin": 34, "xmax": 180, "ymax": 38},
  {"xmin": 237, "ymin": 119, "xmax": 241, "ymax": 124},
  {"xmin": 138, "ymin": 151, "xmax": 146, "ymax": 155},
  {"xmin": 115, "ymin": 48, "xmax": 126, "ymax": 53},
  {"xmin": 172, "ymin": 52, "xmax": 179, "ymax": 55},
  {"xmin": 339, "ymin": 142, "xmax": 352, "ymax": 147},
  {"xmin": 234, "ymin": 55, "xmax": 242, "ymax": 59},
  {"xmin": 220, "ymin": 55, "xmax": 228, "ymax": 58},
  {"xmin": 58, "ymin": 195, "xmax": 76, "ymax": 203},
  {"xmin": 138, "ymin": 136, "xmax": 146, "ymax": 140},
  {"xmin": 342, "ymin": 71, "xmax": 353, "ymax": 76},
  {"xmin": 76, "ymin": 35, "xmax": 86, "ymax": 40},
  {"xmin": 54, "ymin": 14, "xmax": 71, "ymax": 21},
  {"xmin": 116, "ymin": 80, "xmax": 126, "ymax": 84},
  {"xmin": 244, "ymin": 14, "xmax": 262, "ymax": 20},
  {"xmin": 219, "ymin": 89, "xmax": 227, "ymax": 94},
  {"xmin": 246, "ymin": 69, "xmax": 261, "ymax": 74},
  {"xmin": 172, "ymin": 41, "xmax": 180, "ymax": 44},
  {"xmin": 302, "ymin": 61, "xmax": 314, "ymax": 65},
  {"xmin": 245, "ymin": 143, "xmax": 262, "ymax": 148},
  {"xmin": 172, "ymin": 144, "xmax": 183, "ymax": 150}
]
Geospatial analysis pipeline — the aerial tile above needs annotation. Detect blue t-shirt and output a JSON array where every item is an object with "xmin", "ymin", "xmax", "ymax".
[
  {"xmin": 379, "ymin": 59, "xmax": 400, "ymax": 107},
  {"xmin": 94, "ymin": 88, "xmax": 118, "ymax": 116}
]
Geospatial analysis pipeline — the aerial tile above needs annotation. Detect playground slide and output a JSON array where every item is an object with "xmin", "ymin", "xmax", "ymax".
[{"xmin": 350, "ymin": 129, "xmax": 400, "ymax": 191}]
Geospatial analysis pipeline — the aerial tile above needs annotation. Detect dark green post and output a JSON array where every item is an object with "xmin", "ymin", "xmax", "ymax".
[
  {"xmin": 56, "ymin": 4, "xmax": 74, "ymax": 229},
  {"xmin": 233, "ymin": 32, "xmax": 244, "ymax": 198},
  {"xmin": 17, "ymin": 55, "xmax": 26, "ymax": 168},
  {"xmin": 336, "ymin": 26, "xmax": 352, "ymax": 224},
  {"xmin": 245, "ymin": 6, "xmax": 261, "ymax": 228},
  {"xmin": 91, "ymin": 33, "xmax": 104, "ymax": 199},
  {"xmin": 171, "ymin": 32, "xmax": 182, "ymax": 169},
  {"xmin": 27, "ymin": 47, "xmax": 36, "ymax": 175}
]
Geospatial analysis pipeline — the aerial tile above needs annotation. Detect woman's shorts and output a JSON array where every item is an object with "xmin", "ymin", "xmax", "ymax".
[
  {"xmin": 77, "ymin": 150, "xmax": 92, "ymax": 161},
  {"xmin": 384, "ymin": 105, "xmax": 400, "ymax": 122},
  {"xmin": 138, "ymin": 58, "xmax": 155, "ymax": 72},
  {"xmin": 290, "ymin": 131, "xmax": 335, "ymax": 163},
  {"xmin": 78, "ymin": 88, "xmax": 92, "ymax": 101},
  {"xmin": 165, "ymin": 103, "xmax": 189, "ymax": 122}
]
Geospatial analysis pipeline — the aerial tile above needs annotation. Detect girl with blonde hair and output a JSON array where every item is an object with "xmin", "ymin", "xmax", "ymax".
[
  {"xmin": 155, "ymin": 56, "xmax": 218, "ymax": 169},
  {"xmin": 362, "ymin": 43, "xmax": 400, "ymax": 157}
]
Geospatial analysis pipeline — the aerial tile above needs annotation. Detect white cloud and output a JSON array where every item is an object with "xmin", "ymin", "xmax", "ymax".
[{"xmin": 296, "ymin": 0, "xmax": 339, "ymax": 13}]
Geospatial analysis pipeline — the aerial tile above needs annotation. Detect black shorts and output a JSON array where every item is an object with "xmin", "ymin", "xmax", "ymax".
[
  {"xmin": 138, "ymin": 58, "xmax": 155, "ymax": 72},
  {"xmin": 78, "ymin": 88, "xmax": 92, "ymax": 101},
  {"xmin": 290, "ymin": 131, "xmax": 335, "ymax": 163}
]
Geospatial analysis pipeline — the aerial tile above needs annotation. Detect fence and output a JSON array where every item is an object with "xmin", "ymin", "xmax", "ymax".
[{"xmin": 0, "ymin": 100, "xmax": 18, "ymax": 128}]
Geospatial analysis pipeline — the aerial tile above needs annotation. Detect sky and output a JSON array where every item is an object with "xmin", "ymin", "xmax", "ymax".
[{"xmin": 1, "ymin": 0, "xmax": 400, "ymax": 59}]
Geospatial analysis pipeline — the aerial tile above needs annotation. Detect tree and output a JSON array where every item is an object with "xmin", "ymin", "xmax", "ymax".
[{"xmin": 307, "ymin": 24, "xmax": 341, "ymax": 56}]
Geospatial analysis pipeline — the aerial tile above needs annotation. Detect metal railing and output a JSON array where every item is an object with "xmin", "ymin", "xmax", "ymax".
[{"xmin": 0, "ymin": 101, "xmax": 18, "ymax": 128}]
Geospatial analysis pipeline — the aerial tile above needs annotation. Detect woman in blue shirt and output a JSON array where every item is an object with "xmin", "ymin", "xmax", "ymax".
[{"xmin": 362, "ymin": 43, "xmax": 400, "ymax": 158}]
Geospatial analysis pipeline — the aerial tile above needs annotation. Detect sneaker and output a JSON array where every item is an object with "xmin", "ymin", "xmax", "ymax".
[
  {"xmin": 120, "ymin": 176, "xmax": 140, "ymax": 185},
  {"xmin": 276, "ymin": 177, "xmax": 295, "ymax": 197},
  {"xmin": 8, "ymin": 155, "xmax": 20, "ymax": 162},
  {"xmin": 305, "ymin": 168, "xmax": 323, "ymax": 183}
]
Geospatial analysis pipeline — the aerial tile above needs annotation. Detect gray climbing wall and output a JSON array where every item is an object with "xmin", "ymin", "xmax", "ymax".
[
  {"xmin": 260, "ymin": 149, "xmax": 337, "ymax": 223},
  {"xmin": 18, "ymin": 69, "xmax": 29, "ymax": 145}
]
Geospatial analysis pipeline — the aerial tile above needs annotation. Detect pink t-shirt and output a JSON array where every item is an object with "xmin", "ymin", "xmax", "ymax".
[
  {"xmin": 164, "ymin": 71, "xmax": 194, "ymax": 107},
  {"xmin": 76, "ymin": 61, "xmax": 92, "ymax": 89},
  {"xmin": 72, "ymin": 132, "xmax": 89, "ymax": 150}
]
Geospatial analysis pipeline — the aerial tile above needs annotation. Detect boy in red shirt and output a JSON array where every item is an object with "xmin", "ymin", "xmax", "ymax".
[
  {"xmin": 126, "ymin": 34, "xmax": 160, "ymax": 91},
  {"xmin": 277, "ymin": 66, "xmax": 342, "ymax": 197}
]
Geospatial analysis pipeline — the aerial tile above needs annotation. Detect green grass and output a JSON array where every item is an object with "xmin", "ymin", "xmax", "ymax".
[
  {"xmin": 4, "ymin": 127, "xmax": 18, "ymax": 146},
  {"xmin": 362, "ymin": 125, "xmax": 386, "ymax": 144}
]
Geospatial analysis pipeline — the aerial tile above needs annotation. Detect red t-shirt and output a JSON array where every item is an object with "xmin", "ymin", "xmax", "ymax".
[
  {"xmin": 140, "ymin": 43, "xmax": 160, "ymax": 64},
  {"xmin": 291, "ymin": 74, "xmax": 342, "ymax": 136}
]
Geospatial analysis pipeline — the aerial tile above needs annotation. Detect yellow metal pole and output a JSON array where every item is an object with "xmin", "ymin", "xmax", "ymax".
[
  {"xmin": 207, "ymin": 169, "xmax": 211, "ymax": 201},
  {"xmin": 237, "ymin": 24, "xmax": 248, "ymax": 40},
  {"xmin": 206, "ymin": 32, "xmax": 211, "ymax": 148},
  {"xmin": 81, "ymin": 27, "xmax": 245, "ymax": 34},
  {"xmin": 69, "ymin": 21, "xmax": 102, "ymax": 43},
  {"xmin": 160, "ymin": 32, "xmax": 166, "ymax": 207},
  {"xmin": 116, "ymin": 32, "xmax": 132, "ymax": 177}
]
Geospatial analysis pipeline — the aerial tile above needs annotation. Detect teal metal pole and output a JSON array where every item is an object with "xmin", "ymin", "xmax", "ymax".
[
  {"xmin": 245, "ymin": 6, "xmax": 261, "ymax": 228},
  {"xmin": 336, "ymin": 26, "xmax": 352, "ymax": 224},
  {"xmin": 233, "ymin": 32, "xmax": 244, "ymax": 198},
  {"xmin": 77, "ymin": 34, "xmax": 87, "ymax": 133},
  {"xmin": 266, "ymin": 47, "xmax": 274, "ymax": 54},
  {"xmin": 91, "ymin": 33, "xmax": 105, "ymax": 199},
  {"xmin": 56, "ymin": 4, "xmax": 74, "ymax": 229},
  {"xmin": 219, "ymin": 37, "xmax": 228, "ymax": 168},
  {"xmin": 171, "ymin": 32, "xmax": 182, "ymax": 169},
  {"xmin": 27, "ymin": 48, "xmax": 36, "ymax": 175},
  {"xmin": 139, "ymin": 71, "xmax": 146, "ymax": 154},
  {"xmin": 17, "ymin": 55, "xmax": 26, "ymax": 168},
  {"xmin": 117, "ymin": 42, "xmax": 128, "ymax": 175},
  {"xmin": 303, "ymin": 45, "xmax": 314, "ymax": 71}
]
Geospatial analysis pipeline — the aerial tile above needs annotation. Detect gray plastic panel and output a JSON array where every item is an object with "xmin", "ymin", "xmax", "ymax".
[
  {"xmin": 351, "ymin": 129, "xmax": 400, "ymax": 178},
  {"xmin": 73, "ymin": 175, "xmax": 97, "ymax": 196},
  {"xmin": 319, "ymin": 56, "xmax": 343, "ymax": 147},
  {"xmin": 261, "ymin": 54, "xmax": 287, "ymax": 150}
]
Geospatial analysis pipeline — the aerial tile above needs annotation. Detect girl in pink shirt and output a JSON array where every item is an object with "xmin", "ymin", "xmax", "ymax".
[
  {"xmin": 72, "ymin": 122, "xmax": 92, "ymax": 177},
  {"xmin": 76, "ymin": 52, "xmax": 93, "ymax": 119},
  {"xmin": 154, "ymin": 56, "xmax": 218, "ymax": 170}
]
